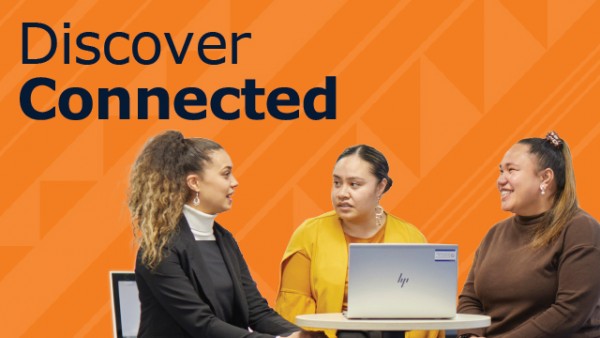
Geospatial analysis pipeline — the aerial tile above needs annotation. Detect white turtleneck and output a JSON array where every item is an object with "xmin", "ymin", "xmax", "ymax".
[{"xmin": 182, "ymin": 204, "xmax": 216, "ymax": 241}]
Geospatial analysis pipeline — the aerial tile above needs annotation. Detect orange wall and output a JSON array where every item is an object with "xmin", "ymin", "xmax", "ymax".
[{"xmin": 2, "ymin": 1, "xmax": 600, "ymax": 336}]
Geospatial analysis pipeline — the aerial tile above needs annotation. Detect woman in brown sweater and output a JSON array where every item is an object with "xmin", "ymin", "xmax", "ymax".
[{"xmin": 457, "ymin": 131, "xmax": 600, "ymax": 338}]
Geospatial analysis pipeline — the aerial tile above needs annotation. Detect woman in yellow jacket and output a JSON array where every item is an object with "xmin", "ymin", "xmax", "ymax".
[{"xmin": 275, "ymin": 145, "xmax": 443, "ymax": 338}]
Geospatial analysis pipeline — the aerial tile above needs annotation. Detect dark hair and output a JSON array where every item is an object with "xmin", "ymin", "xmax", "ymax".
[
  {"xmin": 518, "ymin": 131, "xmax": 578, "ymax": 247},
  {"xmin": 336, "ymin": 144, "xmax": 393, "ymax": 193},
  {"xmin": 128, "ymin": 130, "xmax": 222, "ymax": 269}
]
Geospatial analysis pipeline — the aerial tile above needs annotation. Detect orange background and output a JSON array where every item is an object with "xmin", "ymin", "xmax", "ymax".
[{"xmin": 2, "ymin": 1, "xmax": 600, "ymax": 336}]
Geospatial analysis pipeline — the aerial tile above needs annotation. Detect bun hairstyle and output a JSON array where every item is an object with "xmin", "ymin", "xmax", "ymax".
[
  {"xmin": 336, "ymin": 144, "xmax": 393, "ymax": 193},
  {"xmin": 518, "ymin": 131, "xmax": 579, "ymax": 247},
  {"xmin": 128, "ymin": 130, "xmax": 222, "ymax": 269}
]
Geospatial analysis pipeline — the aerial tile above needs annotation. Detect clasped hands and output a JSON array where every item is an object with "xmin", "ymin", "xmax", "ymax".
[{"xmin": 287, "ymin": 329, "xmax": 328, "ymax": 338}]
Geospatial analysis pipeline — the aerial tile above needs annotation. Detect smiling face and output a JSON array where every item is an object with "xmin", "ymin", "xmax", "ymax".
[
  {"xmin": 188, "ymin": 149, "xmax": 238, "ymax": 214},
  {"xmin": 331, "ymin": 154, "xmax": 386, "ymax": 225},
  {"xmin": 497, "ymin": 143, "xmax": 550, "ymax": 216}
]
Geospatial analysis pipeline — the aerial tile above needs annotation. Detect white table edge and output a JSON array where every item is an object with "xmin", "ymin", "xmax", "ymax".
[{"xmin": 296, "ymin": 313, "xmax": 491, "ymax": 331}]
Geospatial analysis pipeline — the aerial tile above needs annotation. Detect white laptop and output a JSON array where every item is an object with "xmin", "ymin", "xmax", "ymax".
[
  {"xmin": 110, "ymin": 271, "xmax": 140, "ymax": 338},
  {"xmin": 346, "ymin": 243, "xmax": 458, "ymax": 319}
]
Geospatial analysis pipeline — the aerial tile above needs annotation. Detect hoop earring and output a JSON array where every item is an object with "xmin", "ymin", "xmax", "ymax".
[
  {"xmin": 193, "ymin": 191, "xmax": 200, "ymax": 206},
  {"xmin": 375, "ymin": 205, "xmax": 385, "ymax": 227}
]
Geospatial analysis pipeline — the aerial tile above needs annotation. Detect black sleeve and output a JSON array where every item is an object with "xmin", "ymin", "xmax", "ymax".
[
  {"xmin": 136, "ymin": 248, "xmax": 287, "ymax": 338},
  {"xmin": 229, "ymin": 236, "xmax": 300, "ymax": 336}
]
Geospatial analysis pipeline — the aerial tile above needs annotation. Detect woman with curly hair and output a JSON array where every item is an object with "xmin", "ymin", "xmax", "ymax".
[{"xmin": 129, "ymin": 130, "xmax": 324, "ymax": 338}]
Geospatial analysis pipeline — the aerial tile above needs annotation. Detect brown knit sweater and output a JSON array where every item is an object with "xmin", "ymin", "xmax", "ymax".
[{"xmin": 458, "ymin": 209, "xmax": 600, "ymax": 337}]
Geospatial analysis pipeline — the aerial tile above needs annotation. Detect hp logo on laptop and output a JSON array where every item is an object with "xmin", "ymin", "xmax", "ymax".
[{"xmin": 397, "ymin": 273, "xmax": 409, "ymax": 288}]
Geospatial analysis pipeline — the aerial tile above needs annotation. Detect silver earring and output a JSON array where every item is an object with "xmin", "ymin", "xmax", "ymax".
[
  {"xmin": 540, "ymin": 185, "xmax": 545, "ymax": 195},
  {"xmin": 193, "ymin": 191, "xmax": 200, "ymax": 206},
  {"xmin": 375, "ymin": 205, "xmax": 385, "ymax": 227}
]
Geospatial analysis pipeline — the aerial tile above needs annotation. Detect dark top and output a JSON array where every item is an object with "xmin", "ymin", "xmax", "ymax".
[
  {"xmin": 196, "ymin": 240, "xmax": 235, "ymax": 323},
  {"xmin": 135, "ymin": 216, "xmax": 299, "ymax": 338},
  {"xmin": 458, "ymin": 209, "xmax": 600, "ymax": 338}
]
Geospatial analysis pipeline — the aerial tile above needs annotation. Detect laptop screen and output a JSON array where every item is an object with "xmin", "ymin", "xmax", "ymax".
[
  {"xmin": 347, "ymin": 243, "xmax": 458, "ymax": 319},
  {"xmin": 110, "ymin": 272, "xmax": 140, "ymax": 338}
]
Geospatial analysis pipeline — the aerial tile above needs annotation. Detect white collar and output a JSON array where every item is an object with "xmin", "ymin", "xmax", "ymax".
[{"xmin": 183, "ymin": 204, "xmax": 216, "ymax": 241}]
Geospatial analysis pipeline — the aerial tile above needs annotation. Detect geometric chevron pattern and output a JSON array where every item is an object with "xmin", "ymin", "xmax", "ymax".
[{"xmin": 2, "ymin": 1, "xmax": 600, "ymax": 336}]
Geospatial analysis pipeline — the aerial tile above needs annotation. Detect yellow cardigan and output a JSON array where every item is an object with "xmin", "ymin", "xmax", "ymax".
[{"xmin": 275, "ymin": 211, "xmax": 443, "ymax": 338}]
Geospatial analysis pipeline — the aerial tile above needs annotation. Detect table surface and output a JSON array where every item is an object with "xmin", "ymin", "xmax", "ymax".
[{"xmin": 296, "ymin": 313, "xmax": 491, "ymax": 331}]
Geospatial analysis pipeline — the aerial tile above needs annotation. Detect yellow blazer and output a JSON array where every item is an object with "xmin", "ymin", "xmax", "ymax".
[{"xmin": 275, "ymin": 211, "xmax": 443, "ymax": 338}]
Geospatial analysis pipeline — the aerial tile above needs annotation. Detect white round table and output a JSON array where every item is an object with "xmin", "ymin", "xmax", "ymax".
[{"xmin": 296, "ymin": 313, "xmax": 490, "ymax": 331}]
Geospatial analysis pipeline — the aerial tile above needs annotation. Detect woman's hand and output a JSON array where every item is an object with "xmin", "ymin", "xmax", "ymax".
[{"xmin": 286, "ymin": 329, "xmax": 328, "ymax": 338}]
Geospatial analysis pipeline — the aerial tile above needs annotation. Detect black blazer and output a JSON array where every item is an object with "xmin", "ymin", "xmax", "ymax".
[{"xmin": 135, "ymin": 216, "xmax": 298, "ymax": 338}]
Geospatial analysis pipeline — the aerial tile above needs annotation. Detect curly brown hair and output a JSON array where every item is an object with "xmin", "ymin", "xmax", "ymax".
[{"xmin": 128, "ymin": 130, "xmax": 222, "ymax": 269}]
